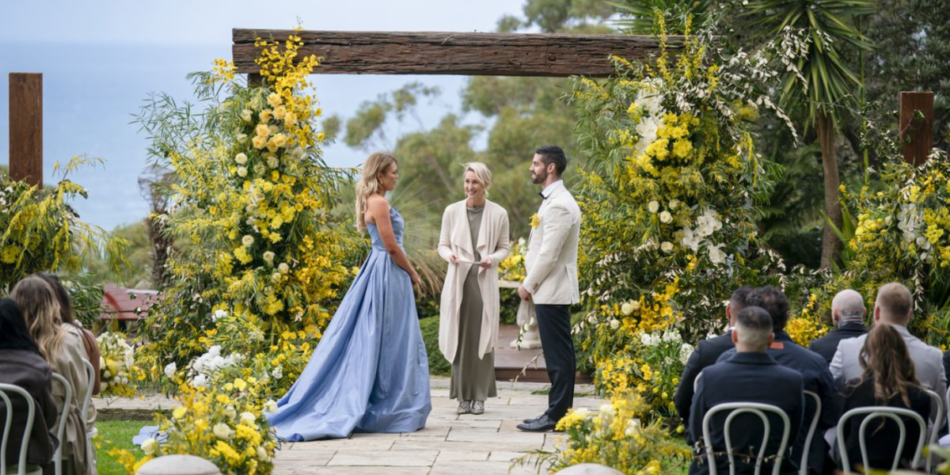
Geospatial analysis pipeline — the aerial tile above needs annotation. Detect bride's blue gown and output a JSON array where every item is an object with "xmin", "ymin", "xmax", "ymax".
[{"xmin": 268, "ymin": 207, "xmax": 431, "ymax": 441}]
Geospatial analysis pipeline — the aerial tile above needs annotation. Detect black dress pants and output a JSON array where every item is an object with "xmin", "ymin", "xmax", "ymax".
[{"xmin": 535, "ymin": 303, "xmax": 575, "ymax": 421}]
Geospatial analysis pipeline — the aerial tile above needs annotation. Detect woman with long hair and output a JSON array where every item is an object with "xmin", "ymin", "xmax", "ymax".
[
  {"xmin": 38, "ymin": 274, "xmax": 101, "ymax": 397},
  {"xmin": 0, "ymin": 297, "xmax": 58, "ymax": 473},
  {"xmin": 437, "ymin": 162, "xmax": 509, "ymax": 415},
  {"xmin": 269, "ymin": 152, "xmax": 431, "ymax": 440},
  {"xmin": 12, "ymin": 276, "xmax": 94, "ymax": 475},
  {"xmin": 839, "ymin": 323, "xmax": 931, "ymax": 472}
]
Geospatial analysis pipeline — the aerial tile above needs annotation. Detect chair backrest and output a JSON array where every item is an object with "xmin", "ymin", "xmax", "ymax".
[
  {"xmin": 798, "ymin": 390, "xmax": 821, "ymax": 475},
  {"xmin": 925, "ymin": 389, "xmax": 943, "ymax": 473},
  {"xmin": 694, "ymin": 372, "xmax": 703, "ymax": 392},
  {"xmin": 79, "ymin": 359, "xmax": 94, "ymax": 424},
  {"xmin": 0, "ymin": 383, "xmax": 36, "ymax": 475},
  {"xmin": 50, "ymin": 374, "xmax": 72, "ymax": 475},
  {"xmin": 836, "ymin": 406, "xmax": 927, "ymax": 474},
  {"xmin": 702, "ymin": 402, "xmax": 792, "ymax": 475}
]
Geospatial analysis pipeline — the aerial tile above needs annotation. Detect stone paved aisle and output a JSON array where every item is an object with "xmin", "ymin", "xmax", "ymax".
[
  {"xmin": 94, "ymin": 377, "xmax": 605, "ymax": 474},
  {"xmin": 271, "ymin": 378, "xmax": 606, "ymax": 475}
]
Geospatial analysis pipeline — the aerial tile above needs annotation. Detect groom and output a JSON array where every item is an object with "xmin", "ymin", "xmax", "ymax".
[{"xmin": 517, "ymin": 145, "xmax": 582, "ymax": 433}]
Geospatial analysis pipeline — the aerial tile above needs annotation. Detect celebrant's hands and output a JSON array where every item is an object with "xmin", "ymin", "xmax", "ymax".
[
  {"xmin": 478, "ymin": 257, "xmax": 492, "ymax": 269},
  {"xmin": 518, "ymin": 285, "xmax": 531, "ymax": 301},
  {"xmin": 450, "ymin": 254, "xmax": 458, "ymax": 265}
]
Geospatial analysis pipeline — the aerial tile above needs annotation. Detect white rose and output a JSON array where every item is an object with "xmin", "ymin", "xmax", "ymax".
[
  {"xmin": 240, "ymin": 412, "xmax": 257, "ymax": 426},
  {"xmin": 648, "ymin": 201, "xmax": 660, "ymax": 213},
  {"xmin": 225, "ymin": 405, "xmax": 237, "ymax": 420},
  {"xmin": 264, "ymin": 400, "xmax": 278, "ymax": 413},
  {"xmin": 661, "ymin": 241, "xmax": 674, "ymax": 253},
  {"xmin": 630, "ymin": 300, "xmax": 641, "ymax": 311},
  {"xmin": 278, "ymin": 263, "xmax": 289, "ymax": 274},
  {"xmin": 163, "ymin": 362, "xmax": 177, "ymax": 378},
  {"xmin": 192, "ymin": 374, "xmax": 208, "ymax": 388},
  {"xmin": 574, "ymin": 408, "xmax": 590, "ymax": 418},
  {"xmin": 659, "ymin": 211, "xmax": 672, "ymax": 224},
  {"xmin": 271, "ymin": 365, "xmax": 283, "ymax": 380},
  {"xmin": 669, "ymin": 199, "xmax": 680, "ymax": 210},
  {"xmin": 235, "ymin": 153, "xmax": 248, "ymax": 165},
  {"xmin": 237, "ymin": 166, "xmax": 248, "ymax": 177},
  {"xmin": 708, "ymin": 244, "xmax": 726, "ymax": 264},
  {"xmin": 599, "ymin": 403, "xmax": 616, "ymax": 416},
  {"xmin": 609, "ymin": 319, "xmax": 620, "ymax": 330},
  {"xmin": 257, "ymin": 446, "xmax": 269, "ymax": 461},
  {"xmin": 141, "ymin": 437, "xmax": 159, "ymax": 456},
  {"xmin": 213, "ymin": 309, "xmax": 227, "ymax": 322},
  {"xmin": 267, "ymin": 155, "xmax": 279, "ymax": 169},
  {"xmin": 240, "ymin": 109, "xmax": 253, "ymax": 122},
  {"xmin": 621, "ymin": 302, "xmax": 636, "ymax": 316},
  {"xmin": 263, "ymin": 251, "xmax": 275, "ymax": 264},
  {"xmin": 242, "ymin": 235, "xmax": 254, "ymax": 247},
  {"xmin": 213, "ymin": 423, "xmax": 233, "ymax": 439}
]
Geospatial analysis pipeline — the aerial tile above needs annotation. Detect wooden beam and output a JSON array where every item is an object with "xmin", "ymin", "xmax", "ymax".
[
  {"xmin": 9, "ymin": 73, "xmax": 43, "ymax": 187},
  {"xmin": 899, "ymin": 91, "xmax": 934, "ymax": 167},
  {"xmin": 233, "ymin": 30, "xmax": 681, "ymax": 77}
]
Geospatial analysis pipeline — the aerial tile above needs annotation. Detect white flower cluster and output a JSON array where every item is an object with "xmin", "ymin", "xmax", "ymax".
[
  {"xmin": 638, "ymin": 330, "xmax": 693, "ymax": 365},
  {"xmin": 0, "ymin": 185, "xmax": 15, "ymax": 211},
  {"xmin": 96, "ymin": 332, "xmax": 135, "ymax": 391},
  {"xmin": 632, "ymin": 79, "xmax": 666, "ymax": 157},
  {"xmin": 680, "ymin": 208, "xmax": 727, "ymax": 264},
  {"xmin": 187, "ymin": 345, "xmax": 244, "ymax": 388}
]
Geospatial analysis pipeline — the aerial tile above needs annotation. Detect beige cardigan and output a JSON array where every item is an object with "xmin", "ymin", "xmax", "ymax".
[{"xmin": 438, "ymin": 199, "xmax": 510, "ymax": 362}]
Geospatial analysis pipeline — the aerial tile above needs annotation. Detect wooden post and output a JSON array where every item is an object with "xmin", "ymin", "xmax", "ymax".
[
  {"xmin": 9, "ymin": 73, "xmax": 43, "ymax": 187},
  {"xmin": 899, "ymin": 91, "xmax": 934, "ymax": 167}
]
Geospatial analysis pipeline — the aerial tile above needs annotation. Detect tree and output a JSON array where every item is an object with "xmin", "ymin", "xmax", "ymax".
[{"xmin": 743, "ymin": 0, "xmax": 875, "ymax": 269}]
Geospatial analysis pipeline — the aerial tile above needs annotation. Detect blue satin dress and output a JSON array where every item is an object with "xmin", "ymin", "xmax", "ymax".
[{"xmin": 268, "ymin": 207, "xmax": 431, "ymax": 441}]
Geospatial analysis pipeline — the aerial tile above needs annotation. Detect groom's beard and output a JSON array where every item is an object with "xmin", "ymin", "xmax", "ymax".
[{"xmin": 531, "ymin": 170, "xmax": 547, "ymax": 185}]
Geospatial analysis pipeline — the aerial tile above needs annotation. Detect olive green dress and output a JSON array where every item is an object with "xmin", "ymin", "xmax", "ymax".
[{"xmin": 450, "ymin": 206, "xmax": 498, "ymax": 401}]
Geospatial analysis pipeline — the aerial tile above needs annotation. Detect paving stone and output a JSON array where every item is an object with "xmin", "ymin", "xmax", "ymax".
[
  {"xmin": 430, "ymin": 460, "xmax": 541, "ymax": 475},
  {"xmin": 436, "ymin": 450, "xmax": 490, "ymax": 462},
  {"xmin": 272, "ymin": 449, "xmax": 336, "ymax": 464},
  {"xmin": 328, "ymin": 450, "xmax": 438, "ymax": 467},
  {"xmin": 276, "ymin": 467, "xmax": 431, "ymax": 475},
  {"xmin": 488, "ymin": 451, "xmax": 527, "ymax": 462},
  {"xmin": 285, "ymin": 438, "xmax": 395, "ymax": 451}
]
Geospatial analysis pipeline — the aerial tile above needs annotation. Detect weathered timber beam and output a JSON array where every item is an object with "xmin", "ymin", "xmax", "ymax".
[
  {"xmin": 9, "ymin": 73, "xmax": 43, "ymax": 187},
  {"xmin": 233, "ymin": 30, "xmax": 682, "ymax": 77},
  {"xmin": 899, "ymin": 91, "xmax": 934, "ymax": 167}
]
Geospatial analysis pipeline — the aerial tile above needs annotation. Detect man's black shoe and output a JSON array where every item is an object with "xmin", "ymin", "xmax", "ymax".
[
  {"xmin": 517, "ymin": 414, "xmax": 557, "ymax": 432},
  {"xmin": 522, "ymin": 414, "xmax": 544, "ymax": 424}
]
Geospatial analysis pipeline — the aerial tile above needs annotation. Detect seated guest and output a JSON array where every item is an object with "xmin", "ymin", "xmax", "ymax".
[
  {"xmin": 675, "ymin": 286, "xmax": 752, "ymax": 429},
  {"xmin": 12, "ymin": 276, "xmax": 93, "ymax": 475},
  {"xmin": 718, "ymin": 286, "xmax": 839, "ymax": 475},
  {"xmin": 0, "ymin": 298, "xmax": 58, "ymax": 472},
  {"xmin": 831, "ymin": 282, "xmax": 946, "ymax": 409},
  {"xmin": 808, "ymin": 289, "xmax": 868, "ymax": 364},
  {"xmin": 689, "ymin": 306, "xmax": 804, "ymax": 475},
  {"xmin": 38, "ymin": 273, "xmax": 101, "ymax": 431},
  {"xmin": 839, "ymin": 323, "xmax": 930, "ymax": 472}
]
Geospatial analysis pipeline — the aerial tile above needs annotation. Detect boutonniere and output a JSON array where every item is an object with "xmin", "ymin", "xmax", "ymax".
[{"xmin": 530, "ymin": 214, "xmax": 540, "ymax": 229}]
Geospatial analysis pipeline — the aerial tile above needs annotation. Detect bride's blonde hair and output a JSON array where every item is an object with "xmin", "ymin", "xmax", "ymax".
[{"xmin": 355, "ymin": 152, "xmax": 397, "ymax": 233}]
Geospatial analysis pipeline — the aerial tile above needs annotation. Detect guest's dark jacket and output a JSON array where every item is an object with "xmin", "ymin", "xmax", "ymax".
[
  {"xmin": 719, "ymin": 331, "xmax": 841, "ymax": 474},
  {"xmin": 839, "ymin": 378, "xmax": 930, "ymax": 472},
  {"xmin": 0, "ymin": 349, "xmax": 58, "ymax": 468},
  {"xmin": 809, "ymin": 322, "xmax": 868, "ymax": 364},
  {"xmin": 675, "ymin": 331, "xmax": 734, "ymax": 430},
  {"xmin": 689, "ymin": 352, "xmax": 804, "ymax": 475}
]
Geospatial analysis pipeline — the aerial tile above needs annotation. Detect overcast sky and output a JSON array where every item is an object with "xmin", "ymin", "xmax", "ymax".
[{"xmin": 1, "ymin": 1, "xmax": 525, "ymax": 229}]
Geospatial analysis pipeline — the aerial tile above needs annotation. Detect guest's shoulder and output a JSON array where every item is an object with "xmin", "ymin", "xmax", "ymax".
[
  {"xmin": 0, "ymin": 349, "xmax": 51, "ymax": 376},
  {"xmin": 772, "ymin": 363, "xmax": 804, "ymax": 385},
  {"xmin": 485, "ymin": 200, "xmax": 508, "ymax": 215}
]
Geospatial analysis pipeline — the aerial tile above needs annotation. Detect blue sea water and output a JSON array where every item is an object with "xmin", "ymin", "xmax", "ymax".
[{"xmin": 0, "ymin": 41, "xmax": 469, "ymax": 230}]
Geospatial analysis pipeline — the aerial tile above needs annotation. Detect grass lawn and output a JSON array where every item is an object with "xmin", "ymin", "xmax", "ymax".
[{"xmin": 95, "ymin": 420, "xmax": 149, "ymax": 475}]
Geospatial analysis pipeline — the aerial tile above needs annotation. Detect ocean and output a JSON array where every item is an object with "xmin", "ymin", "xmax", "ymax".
[{"xmin": 1, "ymin": 41, "xmax": 472, "ymax": 230}]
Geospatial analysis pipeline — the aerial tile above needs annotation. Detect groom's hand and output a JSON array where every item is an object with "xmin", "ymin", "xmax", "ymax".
[{"xmin": 518, "ymin": 285, "xmax": 532, "ymax": 301}]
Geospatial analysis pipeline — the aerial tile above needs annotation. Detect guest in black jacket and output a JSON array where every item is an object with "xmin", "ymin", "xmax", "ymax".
[
  {"xmin": 689, "ymin": 306, "xmax": 804, "ymax": 475},
  {"xmin": 0, "ymin": 297, "xmax": 58, "ymax": 472},
  {"xmin": 839, "ymin": 323, "xmax": 930, "ymax": 472},
  {"xmin": 718, "ymin": 286, "xmax": 840, "ymax": 475},
  {"xmin": 809, "ymin": 289, "xmax": 868, "ymax": 364},
  {"xmin": 675, "ymin": 286, "xmax": 752, "ymax": 429}
]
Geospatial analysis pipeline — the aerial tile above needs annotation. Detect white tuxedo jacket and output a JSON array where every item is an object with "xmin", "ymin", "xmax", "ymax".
[{"xmin": 523, "ymin": 181, "xmax": 581, "ymax": 305}]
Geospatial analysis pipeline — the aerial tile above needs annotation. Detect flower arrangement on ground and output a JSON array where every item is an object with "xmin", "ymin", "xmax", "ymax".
[
  {"xmin": 96, "ymin": 332, "xmax": 141, "ymax": 397},
  {"xmin": 517, "ymin": 394, "xmax": 690, "ymax": 474},
  {"xmin": 570, "ymin": 16, "xmax": 789, "ymax": 403},
  {"xmin": 134, "ymin": 29, "xmax": 361, "ymax": 381}
]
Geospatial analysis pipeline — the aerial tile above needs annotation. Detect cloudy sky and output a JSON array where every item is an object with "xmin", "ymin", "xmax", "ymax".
[{"xmin": 0, "ymin": 0, "xmax": 524, "ymax": 229}]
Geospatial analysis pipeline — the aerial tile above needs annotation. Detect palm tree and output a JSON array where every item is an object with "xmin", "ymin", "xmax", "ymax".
[{"xmin": 744, "ymin": 0, "xmax": 874, "ymax": 268}]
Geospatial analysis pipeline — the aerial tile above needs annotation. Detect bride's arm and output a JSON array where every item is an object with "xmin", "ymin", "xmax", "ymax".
[{"xmin": 368, "ymin": 196, "xmax": 420, "ymax": 285}]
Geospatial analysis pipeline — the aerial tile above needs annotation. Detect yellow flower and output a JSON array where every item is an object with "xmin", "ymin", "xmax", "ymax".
[
  {"xmin": 173, "ymin": 406, "xmax": 187, "ymax": 419},
  {"xmin": 531, "ymin": 214, "xmax": 540, "ymax": 228},
  {"xmin": 233, "ymin": 378, "xmax": 248, "ymax": 391}
]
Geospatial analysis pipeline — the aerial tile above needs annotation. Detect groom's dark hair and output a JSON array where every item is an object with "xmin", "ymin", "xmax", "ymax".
[{"xmin": 535, "ymin": 145, "xmax": 567, "ymax": 177}]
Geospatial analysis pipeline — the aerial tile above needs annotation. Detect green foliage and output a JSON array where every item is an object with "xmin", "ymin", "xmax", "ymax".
[
  {"xmin": 419, "ymin": 316, "xmax": 451, "ymax": 376},
  {"xmin": 62, "ymin": 274, "xmax": 106, "ymax": 330},
  {"xmin": 0, "ymin": 156, "xmax": 129, "ymax": 292},
  {"xmin": 612, "ymin": 0, "xmax": 714, "ymax": 35},
  {"xmin": 83, "ymin": 221, "xmax": 155, "ymax": 288}
]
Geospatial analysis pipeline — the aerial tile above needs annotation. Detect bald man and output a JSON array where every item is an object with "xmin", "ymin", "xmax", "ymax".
[
  {"xmin": 808, "ymin": 289, "xmax": 868, "ymax": 364},
  {"xmin": 831, "ymin": 283, "xmax": 946, "ymax": 406}
]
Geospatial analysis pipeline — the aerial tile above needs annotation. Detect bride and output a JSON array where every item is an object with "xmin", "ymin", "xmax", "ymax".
[{"xmin": 267, "ymin": 152, "xmax": 431, "ymax": 440}]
